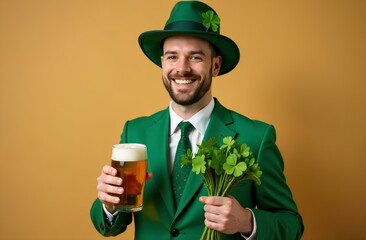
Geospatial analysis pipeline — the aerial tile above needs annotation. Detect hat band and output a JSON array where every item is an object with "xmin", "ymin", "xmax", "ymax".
[{"xmin": 164, "ymin": 21, "xmax": 219, "ymax": 34}]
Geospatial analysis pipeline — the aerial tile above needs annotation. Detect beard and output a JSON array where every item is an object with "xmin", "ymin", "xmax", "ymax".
[{"xmin": 162, "ymin": 69, "xmax": 213, "ymax": 106}]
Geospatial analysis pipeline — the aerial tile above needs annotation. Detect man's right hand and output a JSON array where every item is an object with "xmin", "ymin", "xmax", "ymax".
[
  {"xmin": 96, "ymin": 165, "xmax": 153, "ymax": 214},
  {"xmin": 96, "ymin": 165, "xmax": 123, "ymax": 213}
]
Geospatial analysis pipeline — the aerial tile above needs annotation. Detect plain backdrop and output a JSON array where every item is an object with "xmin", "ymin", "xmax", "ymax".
[{"xmin": 0, "ymin": 0, "xmax": 365, "ymax": 239}]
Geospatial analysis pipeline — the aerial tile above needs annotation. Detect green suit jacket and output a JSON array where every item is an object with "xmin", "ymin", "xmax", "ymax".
[{"xmin": 90, "ymin": 99, "xmax": 304, "ymax": 239}]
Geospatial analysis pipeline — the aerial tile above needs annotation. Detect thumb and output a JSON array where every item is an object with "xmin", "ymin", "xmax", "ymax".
[{"xmin": 199, "ymin": 196, "xmax": 208, "ymax": 203}]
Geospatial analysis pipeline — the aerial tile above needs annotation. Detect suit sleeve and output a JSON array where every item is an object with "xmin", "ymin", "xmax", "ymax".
[
  {"xmin": 90, "ymin": 199, "xmax": 133, "ymax": 236},
  {"xmin": 251, "ymin": 125, "xmax": 304, "ymax": 240}
]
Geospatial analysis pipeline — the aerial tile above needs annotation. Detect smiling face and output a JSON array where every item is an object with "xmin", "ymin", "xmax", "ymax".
[{"xmin": 161, "ymin": 35, "xmax": 222, "ymax": 109}]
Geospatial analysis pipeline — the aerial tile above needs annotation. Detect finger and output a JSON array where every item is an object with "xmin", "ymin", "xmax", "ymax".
[
  {"xmin": 203, "ymin": 197, "xmax": 235, "ymax": 215},
  {"xmin": 97, "ymin": 182, "xmax": 124, "ymax": 195},
  {"xmin": 203, "ymin": 201, "xmax": 223, "ymax": 215},
  {"xmin": 204, "ymin": 218, "xmax": 225, "ymax": 232},
  {"xmin": 204, "ymin": 210, "xmax": 222, "ymax": 223},
  {"xmin": 201, "ymin": 196, "xmax": 226, "ymax": 206},
  {"xmin": 107, "ymin": 174, "xmax": 122, "ymax": 185},
  {"xmin": 98, "ymin": 191, "xmax": 120, "ymax": 205},
  {"xmin": 146, "ymin": 172, "xmax": 153, "ymax": 181},
  {"xmin": 98, "ymin": 173, "xmax": 122, "ymax": 186},
  {"xmin": 102, "ymin": 165, "xmax": 117, "ymax": 176}
]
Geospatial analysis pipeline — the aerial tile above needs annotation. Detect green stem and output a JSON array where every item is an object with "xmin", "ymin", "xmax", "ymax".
[
  {"xmin": 214, "ymin": 172, "xmax": 221, "ymax": 196},
  {"xmin": 203, "ymin": 168, "xmax": 214, "ymax": 196},
  {"xmin": 221, "ymin": 175, "xmax": 237, "ymax": 197},
  {"xmin": 200, "ymin": 226, "xmax": 220, "ymax": 240}
]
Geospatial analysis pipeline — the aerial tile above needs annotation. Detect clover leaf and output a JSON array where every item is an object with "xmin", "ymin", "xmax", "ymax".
[
  {"xmin": 223, "ymin": 153, "xmax": 248, "ymax": 177},
  {"xmin": 202, "ymin": 10, "xmax": 220, "ymax": 32},
  {"xmin": 234, "ymin": 162, "xmax": 247, "ymax": 177},
  {"xmin": 210, "ymin": 148, "xmax": 226, "ymax": 175},
  {"xmin": 221, "ymin": 136, "xmax": 235, "ymax": 155},
  {"xmin": 248, "ymin": 157, "xmax": 255, "ymax": 167},
  {"xmin": 240, "ymin": 144, "xmax": 251, "ymax": 158},
  {"xmin": 192, "ymin": 155, "xmax": 206, "ymax": 174},
  {"xmin": 181, "ymin": 148, "xmax": 193, "ymax": 166}
]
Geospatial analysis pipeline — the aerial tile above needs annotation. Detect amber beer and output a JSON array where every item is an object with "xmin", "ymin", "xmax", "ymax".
[{"xmin": 111, "ymin": 143, "xmax": 147, "ymax": 212}]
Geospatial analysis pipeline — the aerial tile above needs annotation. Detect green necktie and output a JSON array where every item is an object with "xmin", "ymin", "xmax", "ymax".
[{"xmin": 172, "ymin": 121, "xmax": 194, "ymax": 207}]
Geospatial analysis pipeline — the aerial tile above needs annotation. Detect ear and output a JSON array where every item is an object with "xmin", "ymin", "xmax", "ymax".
[{"xmin": 212, "ymin": 56, "xmax": 222, "ymax": 77}]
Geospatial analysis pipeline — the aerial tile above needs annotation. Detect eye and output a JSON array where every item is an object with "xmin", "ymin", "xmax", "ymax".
[
  {"xmin": 190, "ymin": 55, "xmax": 203, "ymax": 61},
  {"xmin": 165, "ymin": 55, "xmax": 177, "ymax": 60}
]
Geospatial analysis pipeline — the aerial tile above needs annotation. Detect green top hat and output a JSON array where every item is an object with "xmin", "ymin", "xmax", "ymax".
[{"xmin": 138, "ymin": 1, "xmax": 240, "ymax": 75}]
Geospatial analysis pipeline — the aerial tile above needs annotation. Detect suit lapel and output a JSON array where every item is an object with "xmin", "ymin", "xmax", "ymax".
[
  {"xmin": 146, "ymin": 109, "xmax": 176, "ymax": 218},
  {"xmin": 175, "ymin": 99, "xmax": 237, "ymax": 217},
  {"xmin": 202, "ymin": 100, "xmax": 237, "ymax": 142}
]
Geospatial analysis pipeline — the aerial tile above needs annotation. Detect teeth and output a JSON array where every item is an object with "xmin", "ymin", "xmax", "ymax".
[{"xmin": 175, "ymin": 79, "xmax": 193, "ymax": 84}]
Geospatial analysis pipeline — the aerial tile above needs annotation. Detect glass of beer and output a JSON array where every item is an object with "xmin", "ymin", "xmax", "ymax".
[{"xmin": 111, "ymin": 143, "xmax": 147, "ymax": 212}]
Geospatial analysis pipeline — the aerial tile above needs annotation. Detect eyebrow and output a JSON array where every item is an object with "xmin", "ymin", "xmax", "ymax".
[{"xmin": 163, "ymin": 50, "xmax": 206, "ymax": 56}]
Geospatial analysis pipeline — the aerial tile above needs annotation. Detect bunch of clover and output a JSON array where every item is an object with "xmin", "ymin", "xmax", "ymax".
[{"xmin": 182, "ymin": 136, "xmax": 262, "ymax": 240}]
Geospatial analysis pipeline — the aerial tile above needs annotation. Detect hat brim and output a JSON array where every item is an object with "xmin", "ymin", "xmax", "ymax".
[{"xmin": 138, "ymin": 30, "xmax": 240, "ymax": 75}]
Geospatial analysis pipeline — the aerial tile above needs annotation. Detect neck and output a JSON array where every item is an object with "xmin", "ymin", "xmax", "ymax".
[{"xmin": 171, "ymin": 93, "xmax": 212, "ymax": 120}]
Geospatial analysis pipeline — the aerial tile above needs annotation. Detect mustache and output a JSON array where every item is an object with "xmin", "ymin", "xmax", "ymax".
[{"xmin": 169, "ymin": 73, "xmax": 200, "ymax": 79}]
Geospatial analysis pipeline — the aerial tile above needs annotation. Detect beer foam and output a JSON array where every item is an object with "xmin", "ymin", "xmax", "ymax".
[{"xmin": 112, "ymin": 143, "xmax": 146, "ymax": 161}]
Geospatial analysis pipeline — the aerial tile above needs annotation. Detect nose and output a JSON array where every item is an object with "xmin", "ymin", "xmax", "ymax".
[{"xmin": 176, "ymin": 57, "xmax": 191, "ymax": 73}]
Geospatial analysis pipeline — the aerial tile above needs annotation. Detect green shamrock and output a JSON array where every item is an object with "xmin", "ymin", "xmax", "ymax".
[
  {"xmin": 192, "ymin": 155, "xmax": 207, "ymax": 174},
  {"xmin": 202, "ymin": 10, "xmax": 220, "ymax": 32},
  {"xmin": 223, "ymin": 153, "xmax": 248, "ymax": 177}
]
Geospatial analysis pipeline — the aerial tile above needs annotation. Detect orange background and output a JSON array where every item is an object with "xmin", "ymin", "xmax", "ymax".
[{"xmin": 1, "ymin": 1, "xmax": 365, "ymax": 239}]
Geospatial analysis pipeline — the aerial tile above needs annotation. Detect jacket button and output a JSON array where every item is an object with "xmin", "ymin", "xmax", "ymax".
[{"xmin": 171, "ymin": 228, "xmax": 179, "ymax": 237}]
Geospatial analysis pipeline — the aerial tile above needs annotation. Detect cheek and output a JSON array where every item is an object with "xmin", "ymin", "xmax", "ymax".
[
  {"xmin": 162, "ymin": 68, "xmax": 171, "ymax": 78},
  {"xmin": 161, "ymin": 61, "xmax": 173, "ymax": 74},
  {"xmin": 161, "ymin": 67, "xmax": 173, "ymax": 82}
]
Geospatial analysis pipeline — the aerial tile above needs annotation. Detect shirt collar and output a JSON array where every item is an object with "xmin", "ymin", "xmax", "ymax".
[{"xmin": 169, "ymin": 98, "xmax": 215, "ymax": 135}]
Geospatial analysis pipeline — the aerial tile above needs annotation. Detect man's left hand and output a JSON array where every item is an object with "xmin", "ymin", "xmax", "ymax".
[{"xmin": 199, "ymin": 196, "xmax": 253, "ymax": 235}]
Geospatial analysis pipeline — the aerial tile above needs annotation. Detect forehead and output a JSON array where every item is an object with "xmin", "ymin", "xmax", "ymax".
[{"xmin": 162, "ymin": 35, "xmax": 212, "ymax": 52}]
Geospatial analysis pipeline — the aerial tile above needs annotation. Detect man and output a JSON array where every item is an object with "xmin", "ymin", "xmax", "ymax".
[{"xmin": 90, "ymin": 1, "xmax": 304, "ymax": 239}]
